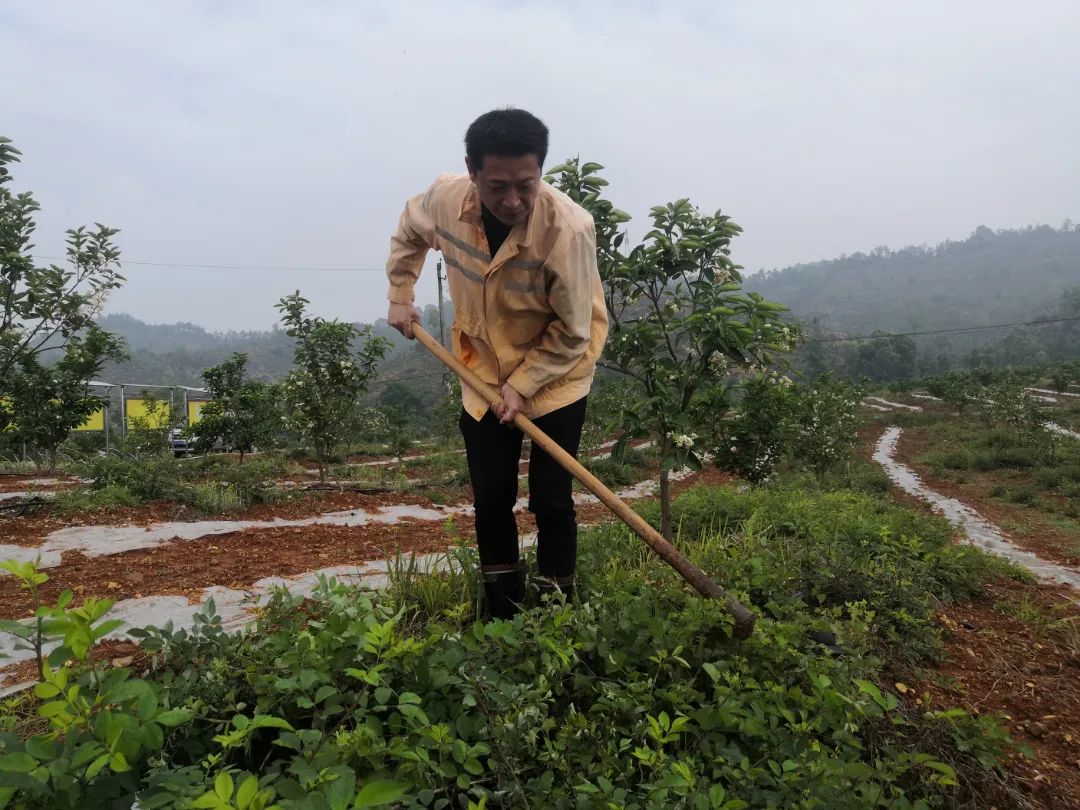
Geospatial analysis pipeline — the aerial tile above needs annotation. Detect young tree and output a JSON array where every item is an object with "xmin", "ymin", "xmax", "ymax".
[
  {"xmin": 6, "ymin": 327, "xmax": 124, "ymax": 470},
  {"xmin": 0, "ymin": 137, "xmax": 125, "ymax": 388},
  {"xmin": 124, "ymin": 390, "xmax": 176, "ymax": 457},
  {"xmin": 277, "ymin": 292, "xmax": 389, "ymax": 482},
  {"xmin": 789, "ymin": 373, "xmax": 863, "ymax": 486},
  {"xmin": 191, "ymin": 353, "xmax": 279, "ymax": 462},
  {"xmin": 709, "ymin": 373, "xmax": 795, "ymax": 485},
  {"xmin": 547, "ymin": 159, "xmax": 797, "ymax": 539},
  {"xmin": 0, "ymin": 137, "xmax": 127, "ymax": 465}
]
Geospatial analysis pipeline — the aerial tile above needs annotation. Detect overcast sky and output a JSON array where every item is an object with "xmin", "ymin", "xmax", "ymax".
[{"xmin": 3, "ymin": 1, "xmax": 1078, "ymax": 332}]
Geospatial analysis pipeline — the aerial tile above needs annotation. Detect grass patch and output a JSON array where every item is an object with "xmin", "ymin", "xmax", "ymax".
[
  {"xmin": 581, "ymin": 446, "xmax": 654, "ymax": 488},
  {"xmin": 50, "ymin": 484, "xmax": 139, "ymax": 513},
  {"xmin": 60, "ymin": 452, "xmax": 294, "ymax": 515},
  {"xmin": 994, "ymin": 595, "xmax": 1056, "ymax": 634},
  {"xmin": 0, "ymin": 459, "xmax": 40, "ymax": 475}
]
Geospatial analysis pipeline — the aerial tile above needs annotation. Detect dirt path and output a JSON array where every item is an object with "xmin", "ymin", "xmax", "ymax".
[
  {"xmin": 872, "ymin": 426, "xmax": 1080, "ymax": 589},
  {"xmin": 868, "ymin": 421, "xmax": 1080, "ymax": 806}
]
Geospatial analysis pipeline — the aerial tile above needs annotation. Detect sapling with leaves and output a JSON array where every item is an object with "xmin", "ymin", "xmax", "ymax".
[
  {"xmin": 709, "ymin": 372, "xmax": 796, "ymax": 484},
  {"xmin": 191, "ymin": 352, "xmax": 280, "ymax": 462},
  {"xmin": 0, "ymin": 137, "xmax": 127, "ymax": 465},
  {"xmin": 546, "ymin": 158, "xmax": 798, "ymax": 538},
  {"xmin": 0, "ymin": 560, "xmax": 192, "ymax": 808},
  {"xmin": 4, "ymin": 327, "xmax": 124, "ymax": 471},
  {"xmin": 789, "ymin": 373, "xmax": 864, "ymax": 486},
  {"xmin": 277, "ymin": 292, "xmax": 389, "ymax": 482}
]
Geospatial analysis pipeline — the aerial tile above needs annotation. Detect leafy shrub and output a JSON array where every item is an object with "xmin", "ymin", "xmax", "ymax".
[
  {"xmin": 50, "ymin": 484, "xmax": 138, "ymax": 514},
  {"xmin": 969, "ymin": 446, "xmax": 1040, "ymax": 470},
  {"xmin": 788, "ymin": 374, "xmax": 864, "ymax": 485},
  {"xmin": 1005, "ymin": 486, "xmax": 1038, "ymax": 505},
  {"xmin": 823, "ymin": 459, "xmax": 893, "ymax": 495},
  {"xmin": 188, "ymin": 483, "xmax": 245, "ymax": 514},
  {"xmin": 583, "ymin": 447, "xmax": 652, "ymax": 488},
  {"xmin": 710, "ymin": 373, "xmax": 795, "ymax": 484},
  {"xmin": 71, "ymin": 452, "xmax": 289, "ymax": 514},
  {"xmin": 640, "ymin": 486, "xmax": 992, "ymax": 662},
  {"xmin": 1032, "ymin": 463, "xmax": 1080, "ymax": 491},
  {"xmin": 939, "ymin": 450, "xmax": 971, "ymax": 470},
  {"xmin": 79, "ymin": 454, "xmax": 187, "ymax": 502}
]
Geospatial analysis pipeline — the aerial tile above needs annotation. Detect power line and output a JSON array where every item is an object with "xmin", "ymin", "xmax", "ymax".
[
  {"xmin": 803, "ymin": 315, "xmax": 1080, "ymax": 344},
  {"xmin": 31, "ymin": 255, "xmax": 384, "ymax": 272}
]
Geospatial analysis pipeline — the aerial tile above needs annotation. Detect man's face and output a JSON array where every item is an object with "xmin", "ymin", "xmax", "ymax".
[{"xmin": 467, "ymin": 153, "xmax": 542, "ymax": 227}]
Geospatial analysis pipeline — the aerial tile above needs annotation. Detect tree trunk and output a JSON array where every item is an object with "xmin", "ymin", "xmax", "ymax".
[
  {"xmin": 239, "ymin": 448, "xmax": 246, "ymax": 464},
  {"xmin": 47, "ymin": 447, "xmax": 57, "ymax": 474}
]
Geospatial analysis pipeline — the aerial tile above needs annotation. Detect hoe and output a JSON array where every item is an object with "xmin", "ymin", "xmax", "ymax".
[{"xmin": 412, "ymin": 323, "xmax": 756, "ymax": 639}]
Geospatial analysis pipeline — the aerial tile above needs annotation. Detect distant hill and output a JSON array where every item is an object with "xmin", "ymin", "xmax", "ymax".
[
  {"xmin": 744, "ymin": 223, "xmax": 1080, "ymax": 336},
  {"xmin": 97, "ymin": 221, "xmax": 1080, "ymax": 402},
  {"xmin": 95, "ymin": 307, "xmax": 450, "ymax": 413}
]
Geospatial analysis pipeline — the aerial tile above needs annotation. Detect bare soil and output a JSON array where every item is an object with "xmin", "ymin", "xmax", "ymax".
[{"xmin": 922, "ymin": 577, "xmax": 1080, "ymax": 808}]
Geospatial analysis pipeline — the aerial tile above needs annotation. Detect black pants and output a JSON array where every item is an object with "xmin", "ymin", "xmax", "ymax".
[{"xmin": 459, "ymin": 397, "xmax": 587, "ymax": 581}]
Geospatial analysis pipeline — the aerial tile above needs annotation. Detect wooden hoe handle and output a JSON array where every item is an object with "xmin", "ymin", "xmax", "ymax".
[{"xmin": 411, "ymin": 324, "xmax": 755, "ymax": 639}]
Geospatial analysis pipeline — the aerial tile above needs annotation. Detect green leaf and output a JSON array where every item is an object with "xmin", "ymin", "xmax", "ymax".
[
  {"xmin": 33, "ymin": 681, "xmax": 60, "ymax": 700},
  {"xmin": 0, "ymin": 620, "xmax": 33, "ymax": 640},
  {"xmin": 215, "ymin": 770, "xmax": 234, "ymax": 801},
  {"xmin": 0, "ymin": 752, "xmax": 36, "ymax": 773},
  {"xmin": 251, "ymin": 714, "xmax": 293, "ymax": 731},
  {"xmin": 326, "ymin": 770, "xmax": 356, "ymax": 810},
  {"xmin": 397, "ymin": 703, "xmax": 429, "ymax": 725},
  {"xmin": 354, "ymin": 779, "xmax": 407, "ymax": 807},
  {"xmin": 24, "ymin": 737, "xmax": 55, "ymax": 760},
  {"xmin": 38, "ymin": 700, "xmax": 70, "ymax": 719},
  {"xmin": 85, "ymin": 753, "xmax": 111, "ymax": 780},
  {"xmin": 155, "ymin": 707, "xmax": 193, "ymax": 727},
  {"xmin": 236, "ymin": 775, "xmax": 259, "ymax": 809},
  {"xmin": 93, "ymin": 618, "xmax": 124, "ymax": 640}
]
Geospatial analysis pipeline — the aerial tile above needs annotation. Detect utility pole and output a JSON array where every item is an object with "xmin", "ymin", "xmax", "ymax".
[
  {"xmin": 435, "ymin": 259, "xmax": 451, "ymax": 391},
  {"xmin": 435, "ymin": 259, "xmax": 447, "ymax": 347}
]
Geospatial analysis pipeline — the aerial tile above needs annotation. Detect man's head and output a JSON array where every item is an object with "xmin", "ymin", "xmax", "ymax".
[{"xmin": 465, "ymin": 108, "xmax": 548, "ymax": 227}]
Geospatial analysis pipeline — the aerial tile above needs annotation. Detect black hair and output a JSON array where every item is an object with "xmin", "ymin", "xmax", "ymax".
[{"xmin": 465, "ymin": 108, "xmax": 548, "ymax": 171}]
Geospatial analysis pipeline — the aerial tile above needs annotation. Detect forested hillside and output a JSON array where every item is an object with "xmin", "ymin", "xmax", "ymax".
[{"xmin": 745, "ymin": 222, "xmax": 1080, "ymax": 335}]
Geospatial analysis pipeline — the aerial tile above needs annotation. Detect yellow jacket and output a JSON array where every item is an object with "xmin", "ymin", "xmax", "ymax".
[{"xmin": 386, "ymin": 173, "xmax": 608, "ymax": 420}]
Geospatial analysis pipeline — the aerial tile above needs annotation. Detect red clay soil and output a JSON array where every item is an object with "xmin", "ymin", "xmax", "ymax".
[
  {"xmin": 853, "ymin": 421, "xmax": 1080, "ymax": 806},
  {"xmin": 920, "ymin": 578, "xmax": 1080, "ymax": 808},
  {"xmin": 0, "ymin": 464, "xmax": 728, "ymax": 622},
  {"xmin": 0, "ymin": 488, "xmax": 468, "ymax": 548},
  {"xmin": 0, "ymin": 474, "xmax": 81, "ymax": 494},
  {"xmin": 0, "ymin": 516, "xmax": 472, "ymax": 620},
  {"xmin": 895, "ymin": 430, "xmax": 1080, "ymax": 569}
]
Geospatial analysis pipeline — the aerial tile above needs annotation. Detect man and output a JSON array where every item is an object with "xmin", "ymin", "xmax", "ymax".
[{"xmin": 384, "ymin": 108, "xmax": 608, "ymax": 620}]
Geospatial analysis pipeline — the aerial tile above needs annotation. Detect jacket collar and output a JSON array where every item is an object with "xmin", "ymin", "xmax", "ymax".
[{"xmin": 459, "ymin": 180, "xmax": 537, "ymax": 258}]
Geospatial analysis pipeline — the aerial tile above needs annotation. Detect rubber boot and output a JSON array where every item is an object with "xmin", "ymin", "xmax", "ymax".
[{"xmin": 481, "ymin": 563, "xmax": 526, "ymax": 621}]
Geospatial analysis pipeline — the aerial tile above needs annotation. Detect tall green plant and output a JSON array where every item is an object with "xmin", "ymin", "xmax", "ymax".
[
  {"xmin": 546, "ymin": 158, "xmax": 797, "ymax": 538},
  {"xmin": 277, "ymin": 292, "xmax": 389, "ymax": 482},
  {"xmin": 5, "ymin": 327, "xmax": 124, "ymax": 471},
  {"xmin": 191, "ymin": 353, "xmax": 279, "ymax": 462},
  {"xmin": 710, "ymin": 373, "xmax": 796, "ymax": 484},
  {"xmin": 0, "ymin": 137, "xmax": 127, "ymax": 462},
  {"xmin": 789, "ymin": 373, "xmax": 863, "ymax": 485}
]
